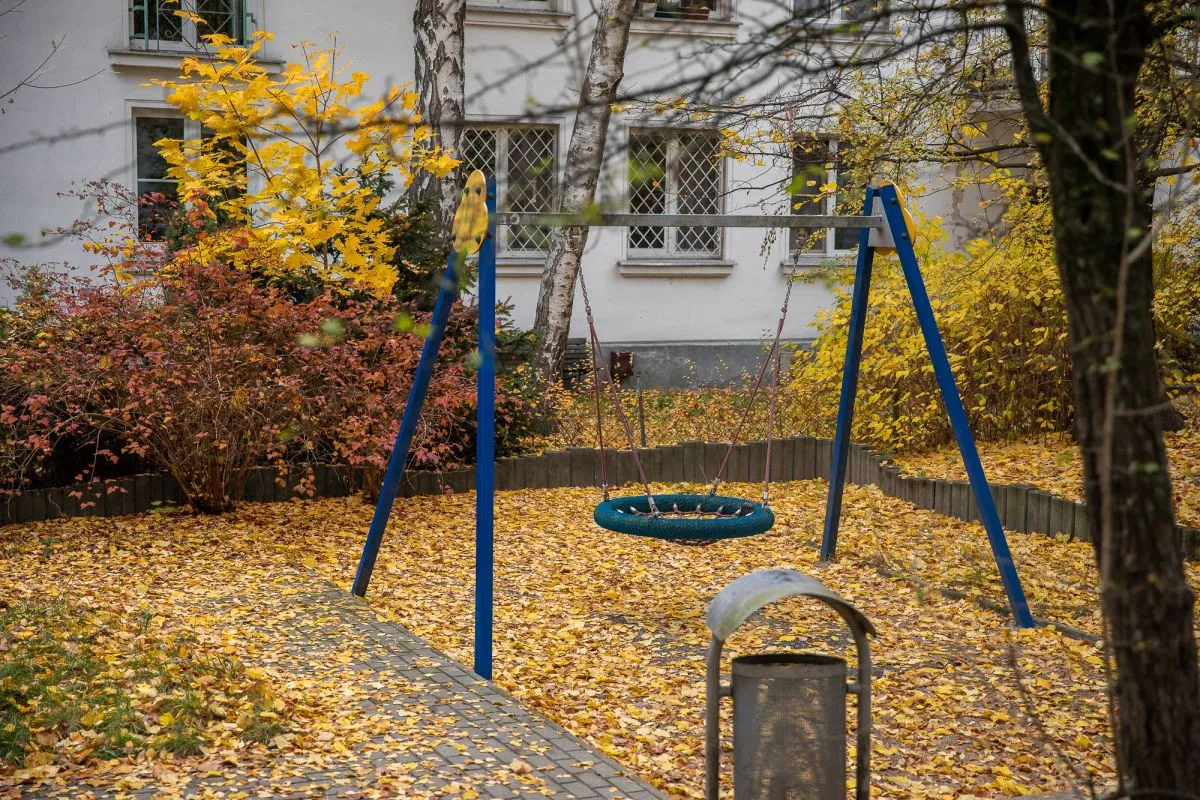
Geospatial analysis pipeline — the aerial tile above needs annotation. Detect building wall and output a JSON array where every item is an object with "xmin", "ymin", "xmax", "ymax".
[{"xmin": 0, "ymin": 0, "xmax": 972, "ymax": 382}]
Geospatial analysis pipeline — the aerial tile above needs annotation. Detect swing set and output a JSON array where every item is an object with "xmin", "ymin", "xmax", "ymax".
[{"xmin": 351, "ymin": 169, "xmax": 1035, "ymax": 680}]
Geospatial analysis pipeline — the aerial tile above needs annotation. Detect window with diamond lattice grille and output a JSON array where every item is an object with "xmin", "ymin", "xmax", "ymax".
[
  {"xmin": 789, "ymin": 138, "xmax": 857, "ymax": 259},
  {"xmin": 627, "ymin": 130, "xmax": 723, "ymax": 258},
  {"xmin": 460, "ymin": 125, "xmax": 557, "ymax": 256}
]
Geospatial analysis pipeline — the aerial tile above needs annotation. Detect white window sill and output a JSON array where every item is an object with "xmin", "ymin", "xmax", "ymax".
[
  {"xmin": 629, "ymin": 16, "xmax": 740, "ymax": 38},
  {"xmin": 782, "ymin": 252, "xmax": 854, "ymax": 269},
  {"xmin": 619, "ymin": 258, "xmax": 734, "ymax": 277},
  {"xmin": 109, "ymin": 47, "xmax": 284, "ymax": 70},
  {"xmin": 786, "ymin": 17, "xmax": 894, "ymax": 44},
  {"xmin": 496, "ymin": 258, "xmax": 546, "ymax": 277},
  {"xmin": 465, "ymin": 6, "xmax": 573, "ymax": 28}
]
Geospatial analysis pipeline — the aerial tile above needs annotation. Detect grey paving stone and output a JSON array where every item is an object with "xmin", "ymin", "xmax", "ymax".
[{"xmin": 23, "ymin": 579, "xmax": 667, "ymax": 800}]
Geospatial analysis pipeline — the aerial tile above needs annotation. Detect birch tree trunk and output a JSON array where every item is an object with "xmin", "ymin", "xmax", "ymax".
[
  {"xmin": 532, "ymin": 0, "xmax": 640, "ymax": 381},
  {"xmin": 409, "ymin": 0, "xmax": 467, "ymax": 232}
]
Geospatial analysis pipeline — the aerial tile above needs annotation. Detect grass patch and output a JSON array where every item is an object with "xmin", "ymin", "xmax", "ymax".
[{"xmin": 0, "ymin": 599, "xmax": 289, "ymax": 776}]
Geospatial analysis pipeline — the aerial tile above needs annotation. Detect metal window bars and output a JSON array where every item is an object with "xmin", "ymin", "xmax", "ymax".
[
  {"xmin": 131, "ymin": 0, "xmax": 245, "ymax": 50},
  {"xmin": 628, "ymin": 130, "xmax": 723, "ymax": 257},
  {"xmin": 460, "ymin": 126, "xmax": 558, "ymax": 255}
]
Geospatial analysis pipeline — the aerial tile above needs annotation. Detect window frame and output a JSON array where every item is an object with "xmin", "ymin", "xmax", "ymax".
[
  {"xmin": 459, "ymin": 123, "xmax": 560, "ymax": 259},
  {"xmin": 467, "ymin": 0, "xmax": 557, "ymax": 11},
  {"xmin": 132, "ymin": 110, "xmax": 194, "ymax": 240},
  {"xmin": 788, "ymin": 137, "xmax": 857, "ymax": 262},
  {"xmin": 131, "ymin": 109, "xmax": 249, "ymax": 240},
  {"xmin": 625, "ymin": 128, "xmax": 726, "ymax": 261}
]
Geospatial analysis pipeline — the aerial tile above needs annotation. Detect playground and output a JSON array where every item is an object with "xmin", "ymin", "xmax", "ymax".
[
  {"xmin": 2, "ymin": 475, "xmax": 1162, "ymax": 798},
  {"xmin": 4, "ymin": 177, "xmax": 1198, "ymax": 800}
]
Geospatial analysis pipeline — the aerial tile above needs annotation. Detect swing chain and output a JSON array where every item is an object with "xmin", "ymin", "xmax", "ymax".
[
  {"xmin": 579, "ymin": 267, "xmax": 658, "ymax": 507},
  {"xmin": 762, "ymin": 346, "xmax": 782, "ymax": 507},
  {"xmin": 707, "ymin": 273, "xmax": 796, "ymax": 503}
]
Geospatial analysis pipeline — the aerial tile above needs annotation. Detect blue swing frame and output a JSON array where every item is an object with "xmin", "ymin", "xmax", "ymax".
[{"xmin": 350, "ymin": 180, "xmax": 1033, "ymax": 683}]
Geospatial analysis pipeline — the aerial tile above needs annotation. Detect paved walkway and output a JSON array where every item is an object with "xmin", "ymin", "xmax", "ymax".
[{"xmin": 25, "ymin": 583, "xmax": 666, "ymax": 800}]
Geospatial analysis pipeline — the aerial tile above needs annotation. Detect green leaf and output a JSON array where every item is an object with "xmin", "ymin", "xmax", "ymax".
[
  {"xmin": 319, "ymin": 318, "xmax": 345, "ymax": 340},
  {"xmin": 1081, "ymin": 51, "xmax": 1105, "ymax": 69}
]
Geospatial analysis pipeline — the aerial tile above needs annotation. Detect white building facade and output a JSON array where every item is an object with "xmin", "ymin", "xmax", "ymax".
[{"xmin": 0, "ymin": 0, "xmax": 978, "ymax": 385}]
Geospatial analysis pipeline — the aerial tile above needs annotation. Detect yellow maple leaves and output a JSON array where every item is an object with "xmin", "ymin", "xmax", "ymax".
[
  {"xmin": 8, "ymin": 477, "xmax": 1196, "ymax": 797},
  {"xmin": 148, "ymin": 33, "xmax": 459, "ymax": 297}
]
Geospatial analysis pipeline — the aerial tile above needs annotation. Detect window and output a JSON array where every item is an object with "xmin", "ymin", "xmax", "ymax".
[
  {"xmin": 469, "ymin": 0, "xmax": 553, "ymax": 9},
  {"xmin": 135, "ymin": 115, "xmax": 184, "ymax": 238},
  {"xmin": 650, "ymin": 0, "xmax": 733, "ymax": 21},
  {"xmin": 459, "ymin": 125, "xmax": 558, "ymax": 256},
  {"xmin": 131, "ymin": 0, "xmax": 245, "ymax": 50},
  {"xmin": 627, "ymin": 130, "xmax": 723, "ymax": 258},
  {"xmin": 792, "ymin": 0, "xmax": 874, "ymax": 23},
  {"xmin": 789, "ymin": 138, "xmax": 857, "ymax": 259},
  {"xmin": 134, "ymin": 114, "xmax": 245, "ymax": 238}
]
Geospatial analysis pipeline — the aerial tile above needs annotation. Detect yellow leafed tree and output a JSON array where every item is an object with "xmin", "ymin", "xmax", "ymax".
[{"xmin": 153, "ymin": 31, "xmax": 458, "ymax": 297}]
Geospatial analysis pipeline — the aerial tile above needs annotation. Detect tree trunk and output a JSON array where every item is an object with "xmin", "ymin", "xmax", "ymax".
[
  {"xmin": 1007, "ymin": 0, "xmax": 1200, "ymax": 793},
  {"xmin": 532, "ymin": 0, "xmax": 639, "ymax": 382},
  {"xmin": 410, "ymin": 0, "xmax": 467, "ymax": 233}
]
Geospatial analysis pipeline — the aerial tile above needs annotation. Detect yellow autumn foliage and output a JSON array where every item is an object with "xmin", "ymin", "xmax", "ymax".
[
  {"xmin": 785, "ymin": 179, "xmax": 1200, "ymax": 453},
  {"xmin": 151, "ymin": 33, "xmax": 457, "ymax": 297}
]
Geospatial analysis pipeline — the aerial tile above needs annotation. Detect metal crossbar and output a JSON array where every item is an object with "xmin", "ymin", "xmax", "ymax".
[{"xmin": 496, "ymin": 213, "xmax": 884, "ymax": 229}]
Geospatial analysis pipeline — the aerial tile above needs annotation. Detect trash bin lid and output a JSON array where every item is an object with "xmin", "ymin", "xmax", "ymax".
[{"xmin": 706, "ymin": 568, "xmax": 876, "ymax": 643}]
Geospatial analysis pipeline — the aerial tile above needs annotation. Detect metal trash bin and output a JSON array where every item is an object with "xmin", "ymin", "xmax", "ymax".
[
  {"xmin": 705, "ymin": 568, "xmax": 875, "ymax": 800},
  {"xmin": 732, "ymin": 654, "xmax": 847, "ymax": 800}
]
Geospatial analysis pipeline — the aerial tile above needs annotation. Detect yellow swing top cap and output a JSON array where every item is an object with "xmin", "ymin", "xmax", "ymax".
[
  {"xmin": 452, "ymin": 169, "xmax": 489, "ymax": 255},
  {"xmin": 875, "ymin": 179, "xmax": 917, "ymax": 254}
]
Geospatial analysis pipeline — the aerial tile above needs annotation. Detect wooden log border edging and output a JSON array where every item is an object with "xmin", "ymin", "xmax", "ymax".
[{"xmin": 3, "ymin": 437, "xmax": 1198, "ymax": 562}]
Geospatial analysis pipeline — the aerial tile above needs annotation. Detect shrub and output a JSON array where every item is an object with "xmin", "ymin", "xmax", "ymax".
[
  {"xmin": 1, "ymin": 255, "xmax": 547, "ymax": 512},
  {"xmin": 3, "ymin": 261, "xmax": 319, "ymax": 512},
  {"xmin": 784, "ymin": 189, "xmax": 1200, "ymax": 453}
]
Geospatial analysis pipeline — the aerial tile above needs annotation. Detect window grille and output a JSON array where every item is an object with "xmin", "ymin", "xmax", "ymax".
[
  {"xmin": 460, "ymin": 125, "xmax": 558, "ymax": 255},
  {"xmin": 789, "ymin": 138, "xmax": 857, "ymax": 258},
  {"xmin": 791, "ymin": 0, "xmax": 874, "ymax": 23},
  {"xmin": 131, "ymin": 0, "xmax": 245, "ymax": 50},
  {"xmin": 628, "ymin": 130, "xmax": 723, "ymax": 258}
]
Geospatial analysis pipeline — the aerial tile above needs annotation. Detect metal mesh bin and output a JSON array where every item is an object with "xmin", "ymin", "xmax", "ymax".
[{"xmin": 732, "ymin": 654, "xmax": 847, "ymax": 800}]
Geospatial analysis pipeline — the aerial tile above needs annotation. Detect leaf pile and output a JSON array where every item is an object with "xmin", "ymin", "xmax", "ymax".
[
  {"xmin": 0, "ymin": 599, "xmax": 284, "ymax": 783},
  {"xmin": 895, "ymin": 425, "xmax": 1200, "ymax": 527},
  {"xmin": 4, "ymin": 482, "xmax": 1198, "ymax": 798},
  {"xmin": 302, "ymin": 482, "xmax": 1197, "ymax": 798}
]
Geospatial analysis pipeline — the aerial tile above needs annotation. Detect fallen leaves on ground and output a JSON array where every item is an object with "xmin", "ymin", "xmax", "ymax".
[
  {"xmin": 0, "ymin": 599, "xmax": 284, "ymax": 780},
  {"xmin": 895, "ymin": 426, "xmax": 1200, "ymax": 526},
  {"xmin": 545, "ymin": 389, "xmax": 1200, "ymax": 528},
  {"xmin": 4, "ymin": 481, "xmax": 1199, "ymax": 798}
]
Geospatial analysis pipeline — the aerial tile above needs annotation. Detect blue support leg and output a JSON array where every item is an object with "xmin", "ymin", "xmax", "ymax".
[
  {"xmin": 351, "ymin": 248, "xmax": 464, "ymax": 598},
  {"xmin": 819, "ymin": 188, "xmax": 878, "ymax": 562},
  {"xmin": 877, "ymin": 183, "xmax": 1035, "ymax": 628},
  {"xmin": 474, "ymin": 179, "xmax": 497, "ymax": 679}
]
